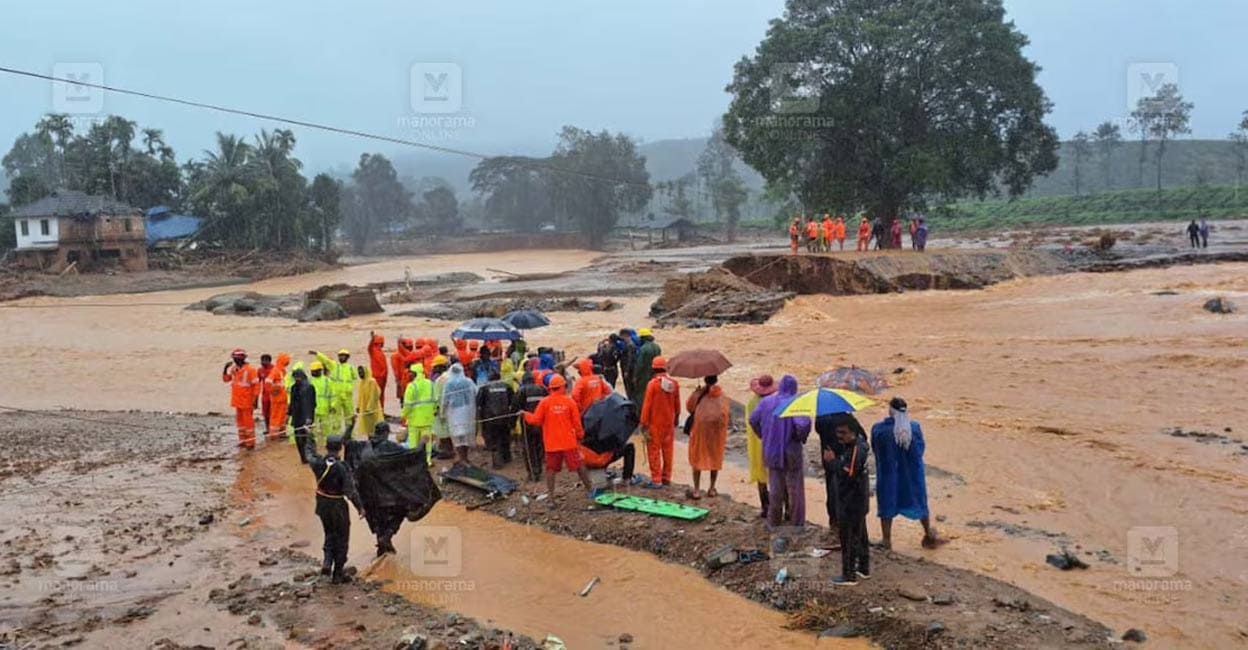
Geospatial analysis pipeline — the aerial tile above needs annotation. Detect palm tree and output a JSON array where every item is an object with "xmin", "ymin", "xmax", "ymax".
[
  {"xmin": 194, "ymin": 133, "xmax": 257, "ymax": 246},
  {"xmin": 142, "ymin": 128, "xmax": 165, "ymax": 156},
  {"xmin": 36, "ymin": 113, "xmax": 73, "ymax": 187}
]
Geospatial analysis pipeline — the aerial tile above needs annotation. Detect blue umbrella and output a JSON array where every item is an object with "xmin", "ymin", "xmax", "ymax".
[
  {"xmin": 501, "ymin": 309, "xmax": 550, "ymax": 330},
  {"xmin": 451, "ymin": 318, "xmax": 522, "ymax": 341}
]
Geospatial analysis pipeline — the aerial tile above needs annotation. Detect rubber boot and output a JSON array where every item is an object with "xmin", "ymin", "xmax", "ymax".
[
  {"xmin": 321, "ymin": 553, "xmax": 333, "ymax": 576},
  {"xmin": 758, "ymin": 483, "xmax": 770, "ymax": 519}
]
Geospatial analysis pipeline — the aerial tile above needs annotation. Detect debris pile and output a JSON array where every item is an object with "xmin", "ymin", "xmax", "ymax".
[
  {"xmin": 649, "ymin": 267, "xmax": 793, "ymax": 327},
  {"xmin": 1203, "ymin": 297, "xmax": 1237, "ymax": 314},
  {"xmin": 392, "ymin": 296, "xmax": 620, "ymax": 321},
  {"xmin": 188, "ymin": 284, "xmax": 382, "ymax": 322}
]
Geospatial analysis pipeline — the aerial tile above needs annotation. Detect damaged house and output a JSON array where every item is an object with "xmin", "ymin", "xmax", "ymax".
[{"xmin": 8, "ymin": 190, "xmax": 148, "ymax": 272}]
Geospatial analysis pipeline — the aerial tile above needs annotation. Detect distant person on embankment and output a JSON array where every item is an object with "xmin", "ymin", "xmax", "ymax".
[
  {"xmin": 871, "ymin": 397, "xmax": 942, "ymax": 550},
  {"xmin": 914, "ymin": 218, "xmax": 929, "ymax": 252},
  {"xmin": 1187, "ymin": 220, "xmax": 1201, "ymax": 248},
  {"xmin": 1199, "ymin": 218, "xmax": 1211, "ymax": 248},
  {"xmin": 835, "ymin": 215, "xmax": 847, "ymax": 251},
  {"xmin": 890, "ymin": 217, "xmax": 903, "ymax": 248},
  {"xmin": 857, "ymin": 217, "xmax": 872, "ymax": 252}
]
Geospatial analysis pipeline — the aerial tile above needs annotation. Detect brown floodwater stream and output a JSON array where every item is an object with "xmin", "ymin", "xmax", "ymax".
[
  {"xmin": 243, "ymin": 444, "xmax": 864, "ymax": 649},
  {"xmin": 2, "ymin": 250, "xmax": 1246, "ymax": 646}
]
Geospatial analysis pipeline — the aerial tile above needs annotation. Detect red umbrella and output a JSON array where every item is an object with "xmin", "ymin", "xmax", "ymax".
[{"xmin": 666, "ymin": 349, "xmax": 733, "ymax": 378}]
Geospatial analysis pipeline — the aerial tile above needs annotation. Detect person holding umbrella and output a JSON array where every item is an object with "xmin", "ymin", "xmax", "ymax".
[{"xmin": 580, "ymin": 393, "xmax": 640, "ymax": 483}]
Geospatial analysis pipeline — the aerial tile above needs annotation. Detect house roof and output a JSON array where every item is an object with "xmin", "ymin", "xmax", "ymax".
[{"xmin": 9, "ymin": 191, "xmax": 141, "ymax": 219}]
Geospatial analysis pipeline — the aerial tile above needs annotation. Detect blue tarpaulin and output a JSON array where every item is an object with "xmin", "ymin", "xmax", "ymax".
[{"xmin": 145, "ymin": 206, "xmax": 203, "ymax": 245}]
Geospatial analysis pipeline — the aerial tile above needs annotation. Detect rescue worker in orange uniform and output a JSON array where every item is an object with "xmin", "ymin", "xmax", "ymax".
[
  {"xmin": 222, "ymin": 348, "xmax": 260, "ymax": 448},
  {"xmin": 805, "ymin": 217, "xmax": 820, "ymax": 253},
  {"xmin": 788, "ymin": 217, "xmax": 801, "ymax": 254},
  {"xmin": 638, "ymin": 357, "xmax": 680, "ymax": 487},
  {"xmin": 571, "ymin": 358, "xmax": 611, "ymax": 413},
  {"xmin": 257, "ymin": 354, "xmax": 275, "ymax": 437},
  {"xmin": 523, "ymin": 374, "xmax": 598, "ymax": 506},
  {"xmin": 368, "ymin": 332, "xmax": 389, "ymax": 411},
  {"xmin": 835, "ymin": 215, "xmax": 847, "ymax": 251},
  {"xmin": 453, "ymin": 339, "xmax": 469, "ymax": 366},
  {"xmin": 821, "ymin": 214, "xmax": 835, "ymax": 253},
  {"xmin": 391, "ymin": 337, "xmax": 417, "ymax": 402},
  {"xmin": 857, "ymin": 216, "xmax": 872, "ymax": 252},
  {"xmin": 265, "ymin": 353, "xmax": 291, "ymax": 440}
]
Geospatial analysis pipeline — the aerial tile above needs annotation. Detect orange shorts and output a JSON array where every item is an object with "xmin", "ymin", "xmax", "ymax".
[{"xmin": 545, "ymin": 449, "xmax": 584, "ymax": 473}]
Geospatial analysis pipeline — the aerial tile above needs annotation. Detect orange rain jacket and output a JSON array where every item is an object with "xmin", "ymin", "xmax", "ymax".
[
  {"xmin": 571, "ymin": 358, "xmax": 611, "ymax": 413},
  {"xmin": 821, "ymin": 216, "xmax": 834, "ymax": 240},
  {"xmin": 639, "ymin": 372, "xmax": 681, "ymax": 434},
  {"xmin": 369, "ymin": 334, "xmax": 388, "ymax": 405},
  {"xmin": 223, "ymin": 361, "xmax": 259, "ymax": 409},
  {"xmin": 391, "ymin": 337, "xmax": 416, "ymax": 400},
  {"xmin": 835, "ymin": 218, "xmax": 847, "ymax": 240},
  {"xmin": 524, "ymin": 386, "xmax": 583, "ymax": 452}
]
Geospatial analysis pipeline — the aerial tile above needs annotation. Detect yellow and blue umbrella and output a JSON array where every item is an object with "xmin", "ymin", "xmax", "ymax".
[{"xmin": 775, "ymin": 387, "xmax": 875, "ymax": 418}]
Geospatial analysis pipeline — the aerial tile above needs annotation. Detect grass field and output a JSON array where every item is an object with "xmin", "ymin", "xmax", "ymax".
[{"xmin": 933, "ymin": 184, "xmax": 1248, "ymax": 231}]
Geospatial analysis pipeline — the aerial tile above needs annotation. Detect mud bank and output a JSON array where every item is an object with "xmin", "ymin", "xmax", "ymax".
[
  {"xmin": 437, "ymin": 446, "xmax": 1115, "ymax": 649},
  {"xmin": 0, "ymin": 410, "xmax": 533, "ymax": 650}
]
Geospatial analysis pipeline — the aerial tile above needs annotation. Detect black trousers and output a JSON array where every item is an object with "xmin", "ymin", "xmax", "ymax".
[
  {"xmin": 607, "ymin": 442, "xmax": 636, "ymax": 480},
  {"xmin": 316, "ymin": 495, "xmax": 350, "ymax": 576},
  {"xmin": 603, "ymin": 367, "xmax": 619, "ymax": 389},
  {"xmin": 483, "ymin": 423, "xmax": 512, "ymax": 465},
  {"xmin": 295, "ymin": 427, "xmax": 313, "ymax": 464},
  {"xmin": 519, "ymin": 421, "xmax": 544, "ymax": 481},
  {"xmin": 837, "ymin": 511, "xmax": 870, "ymax": 578},
  {"xmin": 822, "ymin": 461, "xmax": 838, "ymax": 527},
  {"xmin": 1190, "ymin": 233, "xmax": 1201, "ymax": 248}
]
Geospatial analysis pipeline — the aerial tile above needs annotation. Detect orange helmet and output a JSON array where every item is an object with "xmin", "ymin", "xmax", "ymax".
[
  {"xmin": 651, "ymin": 356, "xmax": 667, "ymax": 370},
  {"xmin": 548, "ymin": 375, "xmax": 567, "ymax": 390}
]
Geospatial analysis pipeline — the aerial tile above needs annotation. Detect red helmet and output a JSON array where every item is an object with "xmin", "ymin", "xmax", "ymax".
[{"xmin": 231, "ymin": 348, "xmax": 247, "ymax": 358}]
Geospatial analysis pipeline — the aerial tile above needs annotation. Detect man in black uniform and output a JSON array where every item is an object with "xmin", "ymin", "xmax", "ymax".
[
  {"xmin": 289, "ymin": 368, "xmax": 317, "ymax": 463},
  {"xmin": 305, "ymin": 434, "xmax": 363, "ymax": 583},
  {"xmin": 477, "ymin": 369, "xmax": 516, "ymax": 469},
  {"xmin": 512, "ymin": 369, "xmax": 548, "ymax": 482}
]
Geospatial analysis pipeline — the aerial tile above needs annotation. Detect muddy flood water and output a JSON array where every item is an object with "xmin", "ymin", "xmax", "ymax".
[
  {"xmin": 1, "ymin": 247, "xmax": 1246, "ymax": 646},
  {"xmin": 242, "ymin": 443, "xmax": 866, "ymax": 649}
]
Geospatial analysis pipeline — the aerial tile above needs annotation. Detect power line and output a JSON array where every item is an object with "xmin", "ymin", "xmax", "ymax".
[{"xmin": 0, "ymin": 65, "xmax": 653, "ymax": 189}]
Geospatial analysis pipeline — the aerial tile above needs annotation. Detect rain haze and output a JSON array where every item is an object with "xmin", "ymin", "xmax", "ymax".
[{"xmin": 2, "ymin": 0, "xmax": 1247, "ymax": 172}]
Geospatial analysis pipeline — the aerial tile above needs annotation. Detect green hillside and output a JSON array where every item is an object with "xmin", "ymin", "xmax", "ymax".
[{"xmin": 935, "ymin": 184, "xmax": 1248, "ymax": 231}]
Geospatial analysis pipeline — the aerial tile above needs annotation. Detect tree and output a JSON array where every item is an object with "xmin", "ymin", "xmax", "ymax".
[
  {"xmin": 7, "ymin": 174, "xmax": 52, "ymax": 207},
  {"xmin": 2, "ymin": 132, "xmax": 57, "ymax": 190},
  {"xmin": 545, "ymin": 127, "xmax": 652, "ymax": 248},
  {"xmin": 418, "ymin": 185, "xmax": 460, "ymax": 235},
  {"xmin": 342, "ymin": 153, "xmax": 411, "ymax": 254},
  {"xmin": 1070, "ymin": 131, "xmax": 1091, "ymax": 196},
  {"xmin": 189, "ymin": 133, "xmax": 257, "ymax": 247},
  {"xmin": 1230, "ymin": 111, "xmax": 1248, "ymax": 200},
  {"xmin": 469, "ymin": 156, "xmax": 551, "ymax": 232},
  {"xmin": 697, "ymin": 127, "xmax": 749, "ymax": 241},
  {"xmin": 1131, "ymin": 83, "xmax": 1193, "ymax": 192},
  {"xmin": 723, "ymin": 0, "xmax": 1058, "ymax": 245},
  {"xmin": 663, "ymin": 173, "xmax": 697, "ymax": 221},
  {"xmin": 309, "ymin": 173, "xmax": 342, "ymax": 252},
  {"xmin": 1092, "ymin": 121, "xmax": 1122, "ymax": 191}
]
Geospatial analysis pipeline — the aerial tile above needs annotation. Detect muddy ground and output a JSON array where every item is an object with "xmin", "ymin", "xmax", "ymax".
[
  {"xmin": 0, "ymin": 410, "xmax": 534, "ymax": 650},
  {"xmin": 436, "ymin": 444, "xmax": 1116, "ymax": 650}
]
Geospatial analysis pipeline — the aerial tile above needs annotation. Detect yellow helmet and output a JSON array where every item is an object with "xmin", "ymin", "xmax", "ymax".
[
  {"xmin": 432, "ymin": 355, "xmax": 449, "ymax": 367},
  {"xmin": 337, "ymin": 348, "xmax": 351, "ymax": 356},
  {"xmin": 309, "ymin": 361, "xmax": 324, "ymax": 371},
  {"xmin": 637, "ymin": 327, "xmax": 653, "ymax": 337}
]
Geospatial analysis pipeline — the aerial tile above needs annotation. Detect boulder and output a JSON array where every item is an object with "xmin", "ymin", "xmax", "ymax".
[
  {"xmin": 298, "ymin": 300, "xmax": 349, "ymax": 322},
  {"xmin": 305, "ymin": 284, "xmax": 383, "ymax": 316},
  {"xmin": 1203, "ymin": 297, "xmax": 1236, "ymax": 314}
]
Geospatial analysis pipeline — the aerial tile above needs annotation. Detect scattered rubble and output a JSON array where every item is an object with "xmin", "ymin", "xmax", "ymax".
[
  {"xmin": 650, "ymin": 267, "xmax": 792, "ymax": 327},
  {"xmin": 188, "ymin": 284, "xmax": 382, "ymax": 321}
]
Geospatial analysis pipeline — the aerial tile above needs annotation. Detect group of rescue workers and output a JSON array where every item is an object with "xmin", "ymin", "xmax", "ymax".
[{"xmin": 788, "ymin": 213, "xmax": 930, "ymax": 253}]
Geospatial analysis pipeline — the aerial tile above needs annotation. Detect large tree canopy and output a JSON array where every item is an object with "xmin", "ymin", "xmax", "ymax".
[
  {"xmin": 546, "ymin": 127, "xmax": 652, "ymax": 249},
  {"xmin": 723, "ymin": 0, "xmax": 1058, "ymax": 229}
]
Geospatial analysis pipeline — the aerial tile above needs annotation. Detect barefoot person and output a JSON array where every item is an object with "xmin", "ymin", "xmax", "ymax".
[
  {"xmin": 871, "ymin": 397, "xmax": 940, "ymax": 549},
  {"xmin": 685, "ymin": 375, "xmax": 729, "ymax": 499}
]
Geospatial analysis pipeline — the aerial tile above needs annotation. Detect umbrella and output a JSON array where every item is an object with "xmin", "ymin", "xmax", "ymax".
[
  {"xmin": 582, "ymin": 393, "xmax": 638, "ymax": 452},
  {"xmin": 816, "ymin": 366, "xmax": 889, "ymax": 395},
  {"xmin": 775, "ymin": 387, "xmax": 875, "ymax": 418},
  {"xmin": 501, "ymin": 309, "xmax": 550, "ymax": 330},
  {"xmin": 666, "ymin": 349, "xmax": 733, "ymax": 379},
  {"xmin": 451, "ymin": 318, "xmax": 522, "ymax": 341}
]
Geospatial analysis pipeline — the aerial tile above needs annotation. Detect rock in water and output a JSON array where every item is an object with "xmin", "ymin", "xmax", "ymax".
[
  {"xmin": 304, "ymin": 283, "xmax": 383, "ymax": 315},
  {"xmin": 1122, "ymin": 628, "xmax": 1147, "ymax": 642},
  {"xmin": 819, "ymin": 625, "xmax": 861, "ymax": 638},
  {"xmin": 1203, "ymin": 297, "xmax": 1236, "ymax": 314},
  {"xmin": 1045, "ymin": 549, "xmax": 1089, "ymax": 571},
  {"xmin": 297, "ymin": 299, "xmax": 348, "ymax": 322}
]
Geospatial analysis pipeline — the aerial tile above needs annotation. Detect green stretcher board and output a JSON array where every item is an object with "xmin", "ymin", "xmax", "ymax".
[{"xmin": 594, "ymin": 493, "xmax": 709, "ymax": 521}]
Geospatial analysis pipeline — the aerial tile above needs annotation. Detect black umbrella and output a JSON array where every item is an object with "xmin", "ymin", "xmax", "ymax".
[
  {"xmin": 451, "ymin": 317, "xmax": 522, "ymax": 341},
  {"xmin": 582, "ymin": 393, "xmax": 638, "ymax": 453},
  {"xmin": 502, "ymin": 309, "xmax": 551, "ymax": 330}
]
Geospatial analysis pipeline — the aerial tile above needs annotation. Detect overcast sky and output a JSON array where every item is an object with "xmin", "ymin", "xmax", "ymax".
[{"xmin": 2, "ymin": 0, "xmax": 1246, "ymax": 173}]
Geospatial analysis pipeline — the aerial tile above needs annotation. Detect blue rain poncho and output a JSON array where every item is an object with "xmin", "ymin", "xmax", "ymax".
[{"xmin": 870, "ymin": 415, "xmax": 929, "ymax": 520}]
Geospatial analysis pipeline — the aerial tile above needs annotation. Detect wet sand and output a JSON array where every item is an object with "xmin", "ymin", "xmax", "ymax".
[{"xmin": 1, "ymin": 248, "xmax": 1246, "ymax": 646}]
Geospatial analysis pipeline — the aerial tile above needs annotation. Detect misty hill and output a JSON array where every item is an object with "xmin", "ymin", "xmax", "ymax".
[{"xmin": 391, "ymin": 136, "xmax": 765, "ymax": 198}]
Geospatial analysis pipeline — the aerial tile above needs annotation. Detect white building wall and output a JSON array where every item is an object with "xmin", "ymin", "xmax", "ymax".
[{"xmin": 14, "ymin": 216, "xmax": 60, "ymax": 250}]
